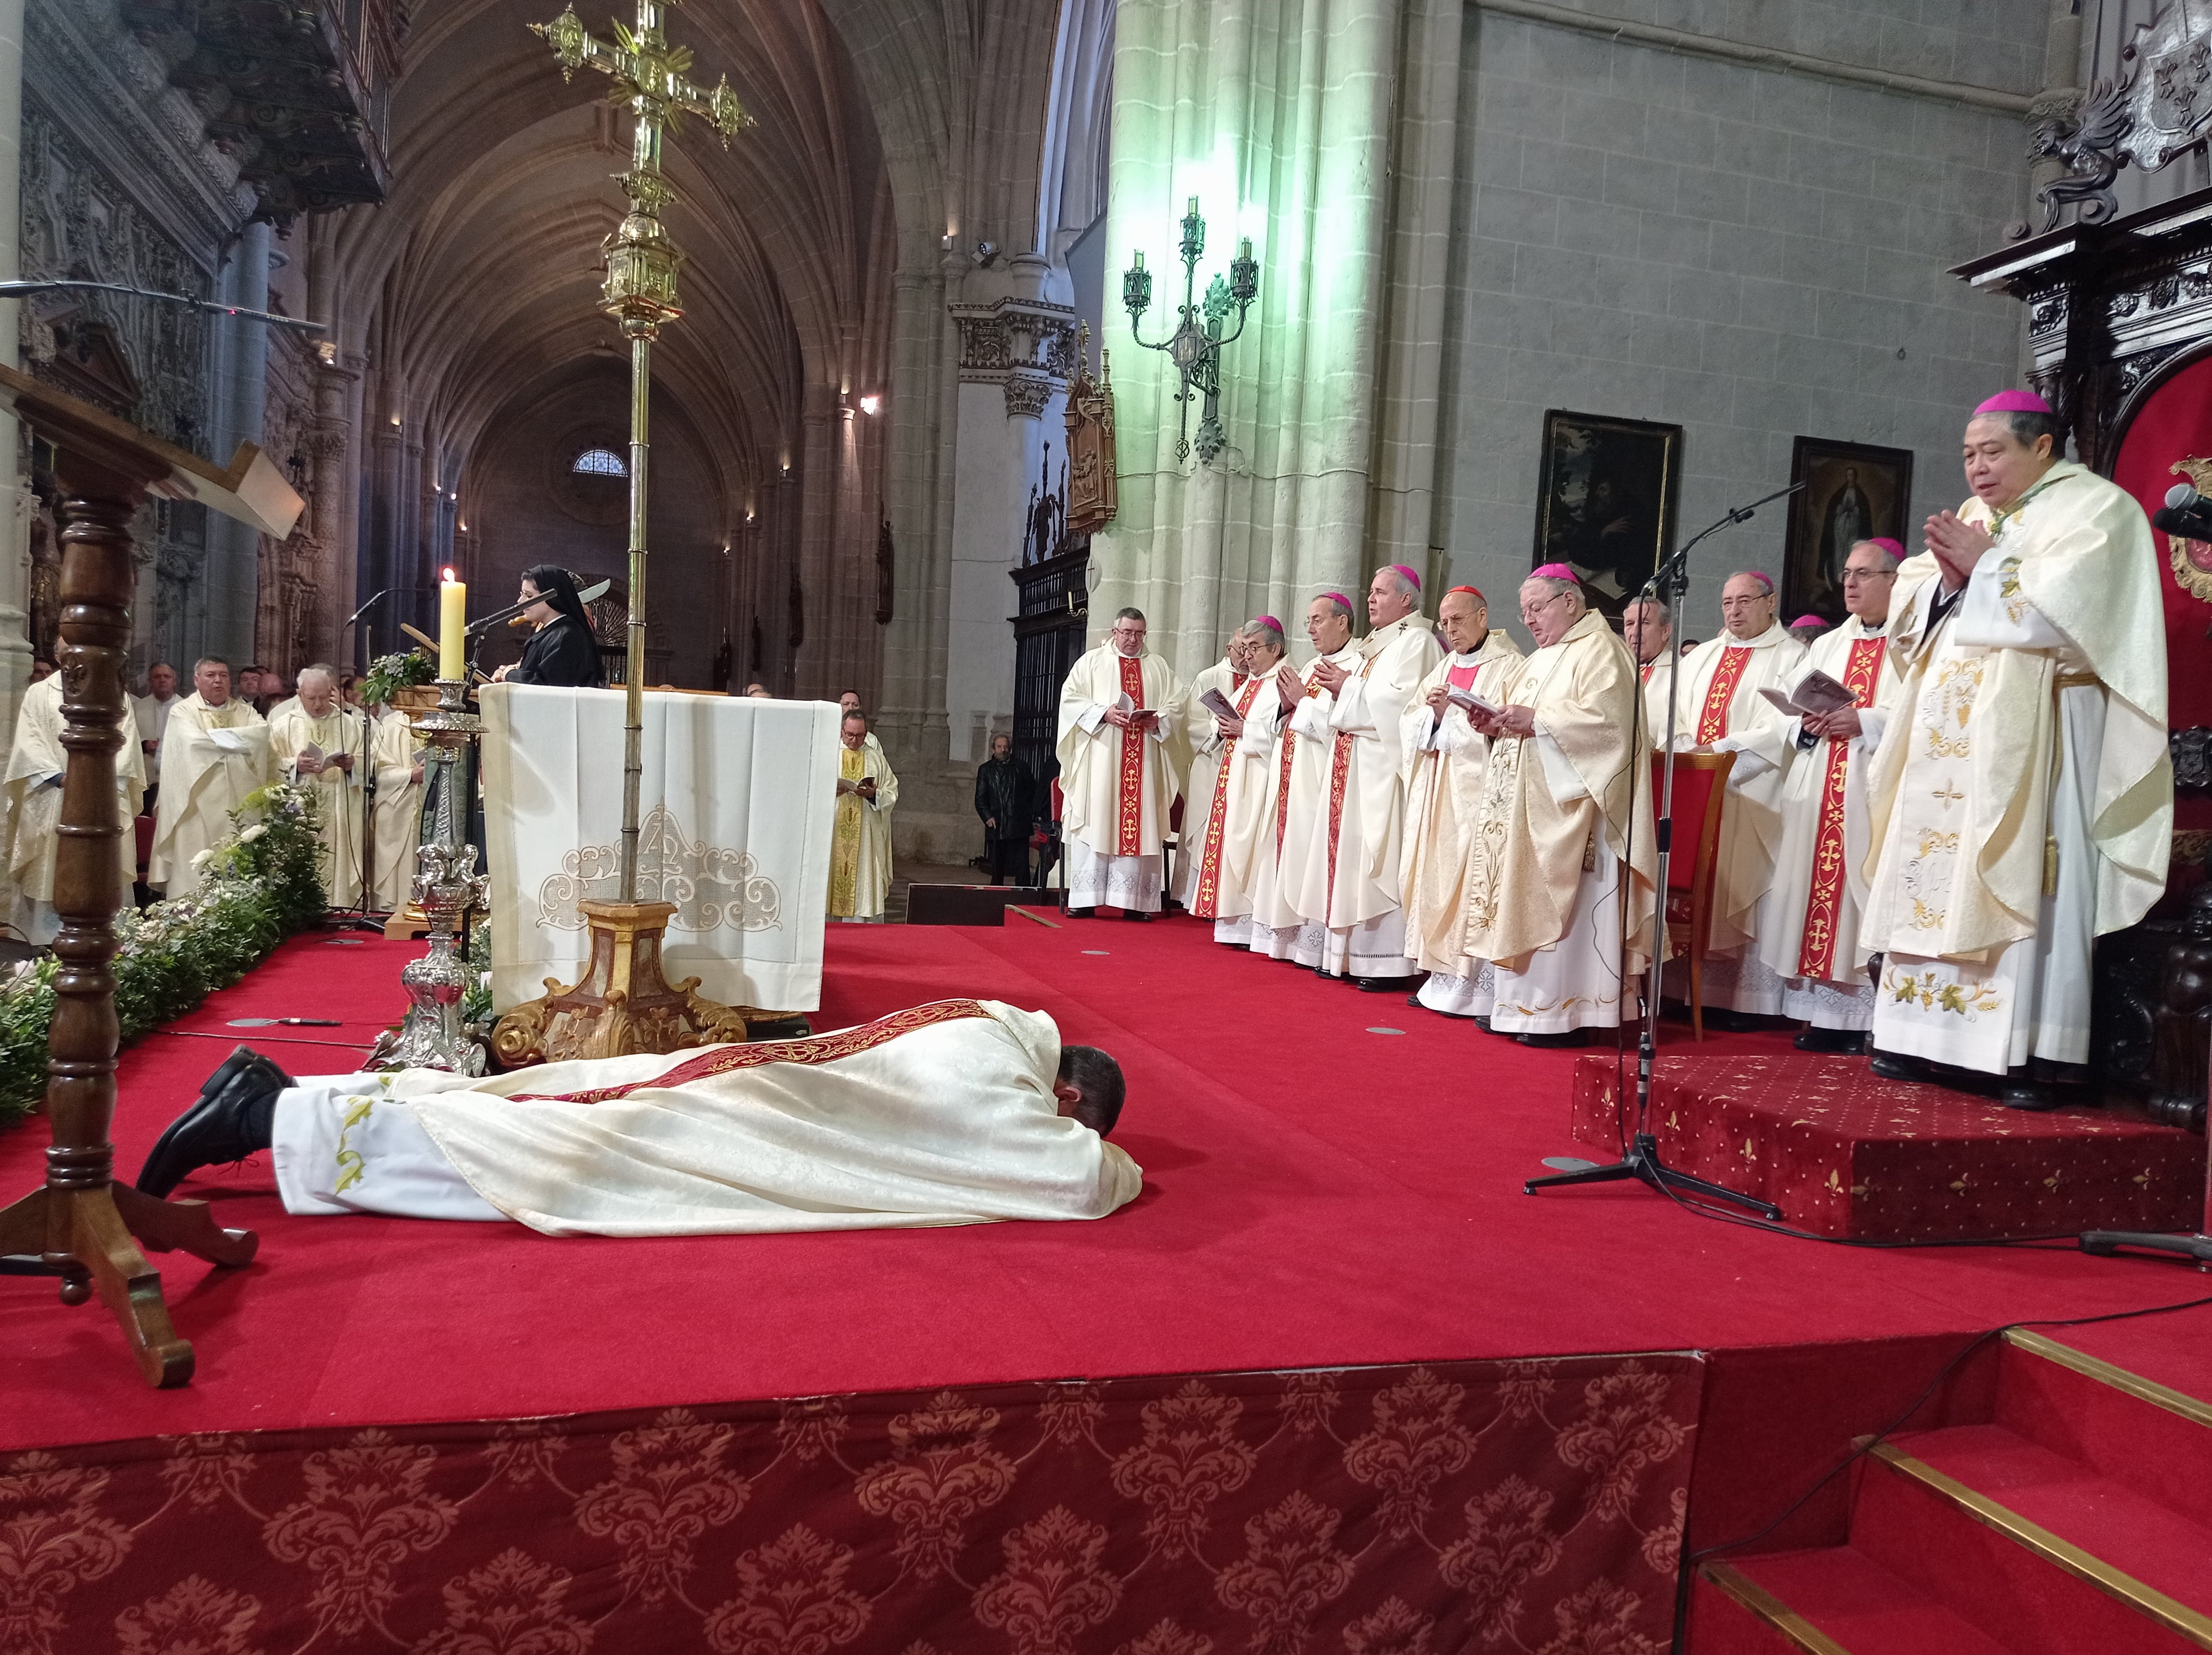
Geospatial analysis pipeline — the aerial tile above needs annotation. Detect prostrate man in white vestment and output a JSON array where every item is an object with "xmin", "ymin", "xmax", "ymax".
[
  {"xmin": 828, "ymin": 711, "xmax": 898, "ymax": 922},
  {"xmin": 369, "ymin": 705, "xmax": 425, "ymax": 912},
  {"xmin": 1755, "ymin": 538, "xmax": 1906, "ymax": 1051},
  {"xmin": 135, "ymin": 1000, "xmax": 1142, "ymax": 1232},
  {"xmin": 1055, "ymin": 607, "xmax": 1185, "ymax": 919},
  {"xmin": 1284, "ymin": 565, "xmax": 1443, "ymax": 986},
  {"xmin": 1, "ymin": 671, "xmax": 144, "ymax": 944},
  {"xmin": 1661, "ymin": 571, "xmax": 1809, "ymax": 1024},
  {"xmin": 149, "ymin": 658, "xmax": 270, "ymax": 893},
  {"xmin": 269, "ymin": 664, "xmax": 368, "ymax": 908},
  {"xmin": 1460, "ymin": 568, "xmax": 1659, "ymax": 1046},
  {"xmin": 1186, "ymin": 618, "xmax": 1290, "ymax": 944},
  {"xmin": 1172, "ymin": 629, "xmax": 1250, "ymax": 912},
  {"xmin": 1402, "ymin": 585, "xmax": 1521, "ymax": 1018},
  {"xmin": 1251, "ymin": 595, "xmax": 1363, "ymax": 961},
  {"xmin": 1861, "ymin": 391, "xmax": 2170, "ymax": 1108},
  {"xmin": 1624, "ymin": 597, "xmax": 1678, "ymax": 743}
]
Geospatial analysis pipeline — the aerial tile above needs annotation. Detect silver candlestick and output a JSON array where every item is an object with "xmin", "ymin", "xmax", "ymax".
[{"xmin": 369, "ymin": 679, "xmax": 489, "ymax": 1075}]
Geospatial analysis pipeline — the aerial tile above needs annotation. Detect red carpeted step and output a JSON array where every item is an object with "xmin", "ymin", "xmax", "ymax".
[
  {"xmin": 1851, "ymin": 1439, "xmax": 2211, "ymax": 1654},
  {"xmin": 1996, "ymin": 1329, "xmax": 2212, "ymax": 1534},
  {"xmin": 1692, "ymin": 1550, "xmax": 2020, "ymax": 1654}
]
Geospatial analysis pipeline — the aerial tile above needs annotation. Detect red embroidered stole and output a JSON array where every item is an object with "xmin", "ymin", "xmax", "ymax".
[
  {"xmin": 1325, "ymin": 650, "xmax": 1382, "ymax": 920},
  {"xmin": 1277, "ymin": 669, "xmax": 1323, "ymax": 856},
  {"xmin": 1694, "ymin": 645, "xmax": 1752, "ymax": 744},
  {"xmin": 1794, "ymin": 634, "xmax": 1888, "ymax": 982},
  {"xmin": 1192, "ymin": 675, "xmax": 1266, "ymax": 919},
  {"xmin": 1115, "ymin": 653, "xmax": 1146, "ymax": 857},
  {"xmin": 1640, "ymin": 660, "xmax": 1654, "ymax": 686}
]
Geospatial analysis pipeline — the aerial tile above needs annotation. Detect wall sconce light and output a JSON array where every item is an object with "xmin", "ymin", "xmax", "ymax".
[
  {"xmin": 389, "ymin": 414, "xmax": 401, "ymax": 428},
  {"xmin": 1124, "ymin": 197, "xmax": 1259, "ymax": 464},
  {"xmin": 858, "ymin": 394, "xmax": 880, "ymax": 416}
]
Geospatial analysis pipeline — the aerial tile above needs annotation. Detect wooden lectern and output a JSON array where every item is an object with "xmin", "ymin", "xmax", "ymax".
[{"xmin": 0, "ymin": 364, "xmax": 302, "ymax": 1386}]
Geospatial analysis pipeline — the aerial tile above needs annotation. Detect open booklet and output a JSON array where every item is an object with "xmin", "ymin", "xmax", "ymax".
[
  {"xmin": 1110, "ymin": 691, "xmax": 1158, "ymax": 724},
  {"xmin": 1198, "ymin": 688, "xmax": 1242, "ymax": 722},
  {"xmin": 1757, "ymin": 668, "xmax": 1857, "ymax": 721},
  {"xmin": 1446, "ymin": 685, "xmax": 1506, "ymax": 718}
]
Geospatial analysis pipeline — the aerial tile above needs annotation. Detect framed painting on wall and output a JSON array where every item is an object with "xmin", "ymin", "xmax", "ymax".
[
  {"xmin": 1531, "ymin": 409, "xmax": 1683, "ymax": 620},
  {"xmin": 1783, "ymin": 436, "xmax": 1914, "ymax": 623}
]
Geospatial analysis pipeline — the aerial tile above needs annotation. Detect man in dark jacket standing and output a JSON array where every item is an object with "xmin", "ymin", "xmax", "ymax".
[{"xmin": 974, "ymin": 732, "xmax": 1035, "ymax": 887}]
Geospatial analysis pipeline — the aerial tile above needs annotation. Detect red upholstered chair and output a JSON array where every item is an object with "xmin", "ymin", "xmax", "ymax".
[{"xmin": 1653, "ymin": 749, "xmax": 1734, "ymax": 1043}]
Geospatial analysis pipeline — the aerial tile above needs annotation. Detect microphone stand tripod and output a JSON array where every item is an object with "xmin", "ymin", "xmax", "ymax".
[{"xmin": 1525, "ymin": 481, "xmax": 1804, "ymax": 1216}]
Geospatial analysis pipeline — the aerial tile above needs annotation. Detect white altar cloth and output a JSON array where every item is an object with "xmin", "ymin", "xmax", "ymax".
[{"xmin": 481, "ymin": 685, "xmax": 839, "ymax": 1013}]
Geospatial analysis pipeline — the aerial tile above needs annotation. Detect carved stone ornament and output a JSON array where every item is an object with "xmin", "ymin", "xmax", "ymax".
[
  {"xmin": 2030, "ymin": 4, "xmax": 2212, "ymax": 235},
  {"xmin": 951, "ymin": 296, "xmax": 1079, "ymax": 389},
  {"xmin": 2168, "ymin": 457, "xmax": 2212, "ymax": 603},
  {"xmin": 1003, "ymin": 374, "xmax": 1053, "ymax": 418}
]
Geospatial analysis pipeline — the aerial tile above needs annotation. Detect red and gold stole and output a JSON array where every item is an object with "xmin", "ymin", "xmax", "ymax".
[
  {"xmin": 1694, "ymin": 645, "xmax": 1752, "ymax": 744},
  {"xmin": 1115, "ymin": 653, "xmax": 1147, "ymax": 857},
  {"xmin": 1191, "ymin": 675, "xmax": 1266, "ymax": 919},
  {"xmin": 1794, "ymin": 633, "xmax": 1887, "ymax": 982},
  {"xmin": 1277, "ymin": 668, "xmax": 1323, "ymax": 856},
  {"xmin": 1325, "ymin": 650, "xmax": 1383, "ymax": 921}
]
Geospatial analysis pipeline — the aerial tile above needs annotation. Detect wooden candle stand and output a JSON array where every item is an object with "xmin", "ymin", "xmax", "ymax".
[{"xmin": 0, "ymin": 365, "xmax": 301, "ymax": 1386}]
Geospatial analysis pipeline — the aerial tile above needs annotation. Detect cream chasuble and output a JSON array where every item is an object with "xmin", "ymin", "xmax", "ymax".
[
  {"xmin": 1754, "ymin": 615, "xmax": 1902, "ymax": 1029},
  {"xmin": 1245, "ymin": 656, "xmax": 1349, "ymax": 955},
  {"xmin": 1056, "ymin": 644, "xmax": 1185, "ymax": 911},
  {"xmin": 1173, "ymin": 656, "xmax": 1248, "ymax": 908},
  {"xmin": 1183, "ymin": 671, "xmax": 1281, "ymax": 922},
  {"xmin": 1400, "ymin": 631, "xmax": 1522, "ymax": 984},
  {"xmin": 1, "ymin": 674, "xmax": 144, "ymax": 943},
  {"xmin": 1860, "ymin": 462, "xmax": 2169, "ymax": 1073},
  {"xmin": 828, "ymin": 743, "xmax": 899, "ymax": 919},
  {"xmin": 370, "ymin": 712, "xmax": 425, "ymax": 913},
  {"xmin": 1637, "ymin": 652, "xmax": 1683, "ymax": 747},
  {"xmin": 270, "ymin": 702, "xmax": 369, "ymax": 907},
  {"xmin": 149, "ymin": 694, "xmax": 269, "ymax": 890},
  {"xmin": 270, "ymin": 999, "xmax": 1142, "ymax": 1235},
  {"xmin": 1461, "ymin": 610, "xmax": 1658, "ymax": 1033},
  {"xmin": 1665, "ymin": 624, "xmax": 1808, "ymax": 959}
]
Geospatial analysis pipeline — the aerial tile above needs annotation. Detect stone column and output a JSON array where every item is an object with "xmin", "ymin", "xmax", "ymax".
[
  {"xmin": 202, "ymin": 221, "xmax": 272, "ymax": 665},
  {"xmin": 0, "ymin": 0, "xmax": 35, "ymax": 739}
]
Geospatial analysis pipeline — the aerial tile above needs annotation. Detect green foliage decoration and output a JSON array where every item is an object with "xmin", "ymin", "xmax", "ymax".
[
  {"xmin": 0, "ymin": 780, "xmax": 327, "ymax": 1132},
  {"xmin": 361, "ymin": 648, "xmax": 436, "ymax": 709}
]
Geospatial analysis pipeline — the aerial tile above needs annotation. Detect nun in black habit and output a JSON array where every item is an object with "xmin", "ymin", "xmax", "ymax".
[{"xmin": 494, "ymin": 565, "xmax": 607, "ymax": 688}]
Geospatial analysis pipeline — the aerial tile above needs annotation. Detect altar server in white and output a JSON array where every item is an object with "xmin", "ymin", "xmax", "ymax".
[
  {"xmin": 148, "ymin": 658, "xmax": 270, "ymax": 892},
  {"xmin": 1173, "ymin": 629, "xmax": 1251, "ymax": 911},
  {"xmin": 268, "ymin": 664, "xmax": 369, "ymax": 908},
  {"xmin": 1186, "ymin": 618, "xmax": 1291, "ymax": 943},
  {"xmin": 1056, "ymin": 607, "xmax": 1185, "ymax": 919},
  {"xmin": 1755, "ymin": 538, "xmax": 1906, "ymax": 1049},
  {"xmin": 1661, "ymin": 571, "xmax": 1809, "ymax": 1020},
  {"xmin": 135, "ymin": 1000, "xmax": 1141, "ymax": 1235},
  {"xmin": 370, "ymin": 708, "xmax": 425, "ymax": 912},
  {"xmin": 1860, "ymin": 391, "xmax": 2169, "ymax": 1108},
  {"xmin": 828, "ymin": 711, "xmax": 898, "ymax": 921},
  {"xmin": 1401, "ymin": 586, "xmax": 1521, "ymax": 1018},
  {"xmin": 1249, "ymin": 597, "xmax": 1360, "ymax": 960},
  {"xmin": 1, "ymin": 670, "xmax": 144, "ymax": 943},
  {"xmin": 1284, "ymin": 565, "xmax": 1442, "ymax": 986}
]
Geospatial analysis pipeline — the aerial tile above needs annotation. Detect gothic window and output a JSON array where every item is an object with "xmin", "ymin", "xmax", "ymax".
[{"xmin": 572, "ymin": 446, "xmax": 626, "ymax": 477}]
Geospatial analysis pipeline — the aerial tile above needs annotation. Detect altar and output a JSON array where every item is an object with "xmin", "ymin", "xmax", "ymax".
[{"xmin": 479, "ymin": 684, "xmax": 840, "ymax": 1013}]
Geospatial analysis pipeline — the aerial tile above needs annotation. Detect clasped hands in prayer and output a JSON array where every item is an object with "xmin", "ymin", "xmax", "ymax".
[{"xmin": 1924, "ymin": 508, "xmax": 1995, "ymax": 592}]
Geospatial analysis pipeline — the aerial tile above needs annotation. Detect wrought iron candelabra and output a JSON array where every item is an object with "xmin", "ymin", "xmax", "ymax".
[{"xmin": 1122, "ymin": 197, "xmax": 1258, "ymax": 464}]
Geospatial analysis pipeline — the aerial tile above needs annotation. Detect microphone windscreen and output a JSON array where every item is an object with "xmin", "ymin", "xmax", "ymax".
[{"xmin": 2168, "ymin": 482, "xmax": 2199, "ymax": 509}]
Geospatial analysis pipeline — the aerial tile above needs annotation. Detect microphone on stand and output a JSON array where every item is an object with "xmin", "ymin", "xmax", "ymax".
[{"xmin": 2154, "ymin": 481, "xmax": 2212, "ymax": 540}]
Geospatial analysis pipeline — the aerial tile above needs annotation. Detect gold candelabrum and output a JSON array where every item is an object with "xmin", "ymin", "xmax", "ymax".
[{"xmin": 494, "ymin": 0, "xmax": 761, "ymax": 1065}]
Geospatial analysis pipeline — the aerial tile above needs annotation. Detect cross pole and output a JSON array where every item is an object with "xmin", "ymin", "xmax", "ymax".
[{"xmin": 531, "ymin": 0, "xmax": 749, "ymax": 900}]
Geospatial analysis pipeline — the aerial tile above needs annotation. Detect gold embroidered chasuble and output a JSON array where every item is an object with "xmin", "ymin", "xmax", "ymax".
[
  {"xmin": 1, "ymin": 673, "xmax": 143, "ymax": 914},
  {"xmin": 270, "ymin": 702, "xmax": 371, "ymax": 907},
  {"xmin": 149, "ymin": 693, "xmax": 270, "ymax": 889},
  {"xmin": 370, "ymin": 712, "xmax": 426, "ymax": 912},
  {"xmin": 828, "ymin": 742, "xmax": 899, "ymax": 918},
  {"xmin": 1251, "ymin": 649, "xmax": 1358, "ymax": 934},
  {"xmin": 1053, "ymin": 644, "xmax": 1186, "ymax": 862},
  {"xmin": 1460, "ymin": 610, "xmax": 1658, "ymax": 976},
  {"xmin": 1860, "ymin": 461, "xmax": 2170, "ymax": 967},
  {"xmin": 1397, "ymin": 630, "xmax": 1522, "ymax": 977}
]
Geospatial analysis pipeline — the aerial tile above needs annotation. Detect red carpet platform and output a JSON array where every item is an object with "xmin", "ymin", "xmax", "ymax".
[
  {"xmin": 4, "ymin": 917, "xmax": 2209, "ymax": 1652},
  {"xmin": 1569, "ymin": 1052, "xmax": 2208, "ymax": 1240}
]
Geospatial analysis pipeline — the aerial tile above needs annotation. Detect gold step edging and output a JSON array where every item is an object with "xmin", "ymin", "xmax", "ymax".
[
  {"xmin": 1869, "ymin": 1442, "xmax": 2212, "ymax": 1651},
  {"xmin": 2005, "ymin": 1327, "xmax": 2212, "ymax": 1430},
  {"xmin": 1698, "ymin": 1561, "xmax": 1854, "ymax": 1655}
]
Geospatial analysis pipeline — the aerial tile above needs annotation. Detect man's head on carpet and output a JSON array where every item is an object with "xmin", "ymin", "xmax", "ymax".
[{"xmin": 1054, "ymin": 1045, "xmax": 1125, "ymax": 1137}]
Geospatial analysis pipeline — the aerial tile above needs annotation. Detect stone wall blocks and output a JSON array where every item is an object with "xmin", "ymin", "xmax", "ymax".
[
  {"xmin": 1787, "ymin": 134, "xmax": 1875, "ymax": 196},
  {"xmin": 1782, "ymin": 233, "xmax": 1867, "ymax": 293},
  {"xmin": 1556, "ymin": 300, "xmax": 1637, "ymax": 363},
  {"xmin": 1657, "ymin": 366, "xmax": 1738, "ymax": 425},
  {"xmin": 1749, "ymin": 70, "xmax": 1831, "ymax": 140},
  {"xmin": 1714, "ymin": 120, "xmax": 1793, "ymax": 183},
  {"xmin": 1666, "ymin": 266, "xmax": 1744, "ymax": 324},
  {"xmin": 1642, "ymin": 109, "xmax": 1718, "ymax": 170},
  {"xmin": 1708, "ymin": 222, "xmax": 1788, "ymax": 283},
  {"xmin": 1775, "ymin": 330, "xmax": 1871, "ymax": 395},
  {"xmin": 1511, "ymin": 17, "xmax": 1621, "ymax": 89},
  {"xmin": 1948, "ymin": 32, "xmax": 2032, "ymax": 98},
  {"xmin": 1872, "ymin": 17, "xmax": 1955, "ymax": 83},
  {"xmin": 1675, "ymin": 167, "xmax": 1750, "ymax": 227},
  {"xmin": 1694, "ymin": 421, "xmax": 1770, "ymax": 484},
  {"xmin": 1814, "ymin": 289, "xmax": 1914, "ymax": 348},
  {"xmin": 1469, "ymin": 237, "xmax": 1520, "ymax": 295},
  {"xmin": 1728, "ymin": 376, "xmax": 1809, "ymax": 437},
  {"xmin": 1601, "ymin": 152, "xmax": 1679, "ymax": 213},
  {"xmin": 1639, "ymin": 211, "xmax": 1713, "ymax": 269},
  {"xmin": 1557, "ymin": 87, "xmax": 1651, "ymax": 150},
  {"xmin": 1469, "ymin": 134, "xmax": 1527, "ymax": 189},
  {"xmin": 1475, "ymin": 184, "xmax": 1562, "ymax": 246},
  {"xmin": 1476, "ymin": 72, "xmax": 1568, "ymax": 142},
  {"xmin": 1631, "ymin": 313, "xmax": 1708, "ymax": 370},
  {"xmin": 1473, "ymin": 292, "xmax": 1557, "ymax": 352},
  {"xmin": 1608, "ymin": 37, "xmax": 1688, "ymax": 111},
  {"xmin": 1518, "ymin": 138, "xmax": 1609, "ymax": 202},
  {"xmin": 1735, "ymin": 277, "xmax": 1815, "ymax": 334},
  {"xmin": 1819, "ymin": 190, "xmax": 1905, "ymax": 254},
  {"xmin": 1910, "ymin": 100, "xmax": 1998, "ymax": 171},
  {"xmin": 1556, "ymin": 197, "xmax": 1646, "ymax": 255},
  {"xmin": 1512, "ymin": 242, "xmax": 1608, "ymax": 308},
  {"xmin": 1700, "ymin": 323, "xmax": 1780, "ymax": 379}
]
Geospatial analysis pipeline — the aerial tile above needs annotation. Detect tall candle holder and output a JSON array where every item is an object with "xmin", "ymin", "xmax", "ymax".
[{"xmin": 369, "ymin": 678, "xmax": 489, "ymax": 1076}]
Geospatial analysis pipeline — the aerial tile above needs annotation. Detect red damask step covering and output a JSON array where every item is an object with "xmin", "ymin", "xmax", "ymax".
[
  {"xmin": 1570, "ymin": 1054, "xmax": 2206, "ymax": 1240},
  {"xmin": 9, "ymin": 1353, "xmax": 1701, "ymax": 1655}
]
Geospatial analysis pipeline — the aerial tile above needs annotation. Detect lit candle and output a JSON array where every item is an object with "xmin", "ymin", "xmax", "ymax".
[{"xmin": 439, "ymin": 567, "xmax": 466, "ymax": 681}]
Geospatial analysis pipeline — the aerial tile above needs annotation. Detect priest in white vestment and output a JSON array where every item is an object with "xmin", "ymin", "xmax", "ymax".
[
  {"xmin": 1860, "ymin": 391, "xmax": 2170, "ymax": 1108},
  {"xmin": 828, "ymin": 711, "xmax": 898, "ymax": 921},
  {"xmin": 132, "ymin": 660, "xmax": 179, "ymax": 778},
  {"xmin": 1660, "ymin": 571, "xmax": 1809, "ymax": 1021},
  {"xmin": 269, "ymin": 664, "xmax": 369, "ymax": 909},
  {"xmin": 1625, "ymin": 597, "xmax": 1679, "ymax": 745},
  {"xmin": 1402, "ymin": 586, "xmax": 1521, "ymax": 1018},
  {"xmin": 1754, "ymin": 538, "xmax": 1906, "ymax": 1049},
  {"xmin": 135, "ymin": 1000, "xmax": 1141, "ymax": 1234},
  {"xmin": 1172, "ymin": 631, "xmax": 1250, "ymax": 911},
  {"xmin": 1, "ymin": 672, "xmax": 144, "ymax": 943},
  {"xmin": 369, "ymin": 707, "xmax": 425, "ymax": 912},
  {"xmin": 148, "ymin": 658, "xmax": 270, "ymax": 892},
  {"xmin": 1187, "ymin": 618, "xmax": 1291, "ymax": 944},
  {"xmin": 1249, "ymin": 605, "xmax": 1357, "ymax": 960},
  {"xmin": 1055, "ymin": 607, "xmax": 1185, "ymax": 919},
  {"xmin": 1283, "ymin": 566, "xmax": 1443, "ymax": 985},
  {"xmin": 1460, "ymin": 570, "xmax": 1659, "ymax": 1045}
]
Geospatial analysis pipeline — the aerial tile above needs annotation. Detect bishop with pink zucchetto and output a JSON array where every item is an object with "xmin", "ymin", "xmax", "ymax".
[
  {"xmin": 1188, "ymin": 615, "xmax": 1297, "ymax": 949},
  {"xmin": 1173, "ymin": 621, "xmax": 1260, "ymax": 914},
  {"xmin": 1247, "ymin": 590, "xmax": 1368, "ymax": 961},
  {"xmin": 1855, "ymin": 389, "xmax": 2170, "ymax": 1107}
]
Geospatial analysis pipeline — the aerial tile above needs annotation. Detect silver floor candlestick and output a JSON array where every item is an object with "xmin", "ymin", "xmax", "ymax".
[{"xmin": 369, "ymin": 679, "xmax": 488, "ymax": 1076}]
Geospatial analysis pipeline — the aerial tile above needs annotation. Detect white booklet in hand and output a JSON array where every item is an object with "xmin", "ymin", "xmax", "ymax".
[
  {"xmin": 1447, "ymin": 685, "xmax": 1505, "ymax": 717},
  {"xmin": 208, "ymin": 726, "xmax": 250, "ymax": 754},
  {"xmin": 1199, "ymin": 688, "xmax": 1241, "ymax": 722},
  {"xmin": 1758, "ymin": 669, "xmax": 1856, "ymax": 720}
]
